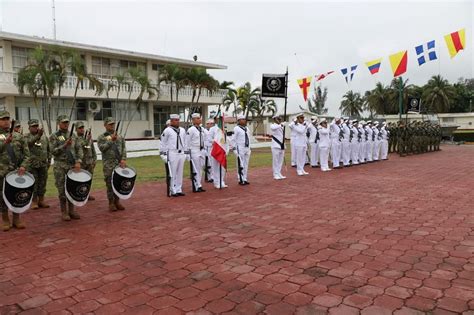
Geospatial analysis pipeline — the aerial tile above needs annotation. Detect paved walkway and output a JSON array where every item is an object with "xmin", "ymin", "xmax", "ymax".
[{"xmin": 1, "ymin": 145, "xmax": 473, "ymax": 314}]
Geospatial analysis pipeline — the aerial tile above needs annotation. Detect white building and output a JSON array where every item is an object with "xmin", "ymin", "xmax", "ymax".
[{"xmin": 0, "ymin": 32, "xmax": 227, "ymax": 138}]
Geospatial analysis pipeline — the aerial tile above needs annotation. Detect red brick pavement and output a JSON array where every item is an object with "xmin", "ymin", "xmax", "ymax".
[{"xmin": 1, "ymin": 145, "xmax": 473, "ymax": 314}]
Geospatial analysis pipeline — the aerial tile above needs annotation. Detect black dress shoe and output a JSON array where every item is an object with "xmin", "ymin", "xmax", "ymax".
[
  {"xmin": 311, "ymin": 166, "xmax": 318, "ymax": 168},
  {"xmin": 291, "ymin": 165, "xmax": 296, "ymax": 168},
  {"xmin": 207, "ymin": 179, "xmax": 214, "ymax": 183},
  {"xmin": 239, "ymin": 182, "xmax": 246, "ymax": 185},
  {"xmin": 177, "ymin": 192, "xmax": 185, "ymax": 196},
  {"xmin": 244, "ymin": 181, "xmax": 250, "ymax": 185},
  {"xmin": 171, "ymin": 194, "xmax": 179, "ymax": 197},
  {"xmin": 198, "ymin": 187, "xmax": 206, "ymax": 192}
]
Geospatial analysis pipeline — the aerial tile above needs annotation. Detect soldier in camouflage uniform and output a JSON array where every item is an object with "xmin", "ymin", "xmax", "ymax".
[
  {"xmin": 25, "ymin": 119, "xmax": 51, "ymax": 209},
  {"xmin": 97, "ymin": 117, "xmax": 127, "ymax": 212},
  {"xmin": 0, "ymin": 111, "xmax": 30, "ymax": 231},
  {"xmin": 76, "ymin": 122, "xmax": 97, "ymax": 200},
  {"xmin": 13, "ymin": 120, "xmax": 22, "ymax": 134},
  {"xmin": 49, "ymin": 115, "xmax": 83, "ymax": 221}
]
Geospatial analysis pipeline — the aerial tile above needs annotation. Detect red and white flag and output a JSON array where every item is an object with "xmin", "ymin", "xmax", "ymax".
[
  {"xmin": 315, "ymin": 71, "xmax": 334, "ymax": 81},
  {"xmin": 211, "ymin": 124, "xmax": 227, "ymax": 169}
]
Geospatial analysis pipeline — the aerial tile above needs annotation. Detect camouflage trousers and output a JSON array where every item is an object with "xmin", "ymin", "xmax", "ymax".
[
  {"xmin": 0, "ymin": 177, "xmax": 6, "ymax": 213},
  {"xmin": 82, "ymin": 162, "xmax": 95, "ymax": 177},
  {"xmin": 53, "ymin": 163, "xmax": 71, "ymax": 204},
  {"xmin": 103, "ymin": 160, "xmax": 118, "ymax": 202},
  {"xmin": 29, "ymin": 166, "xmax": 48, "ymax": 198}
]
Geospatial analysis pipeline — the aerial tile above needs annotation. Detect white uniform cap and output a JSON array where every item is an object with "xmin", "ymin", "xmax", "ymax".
[
  {"xmin": 353, "ymin": 119, "xmax": 358, "ymax": 123},
  {"xmin": 373, "ymin": 121, "xmax": 379, "ymax": 125},
  {"xmin": 170, "ymin": 114, "xmax": 180, "ymax": 119},
  {"xmin": 191, "ymin": 113, "xmax": 201, "ymax": 119},
  {"xmin": 237, "ymin": 114, "xmax": 246, "ymax": 120},
  {"xmin": 206, "ymin": 119, "xmax": 214, "ymax": 124},
  {"xmin": 310, "ymin": 116, "xmax": 318, "ymax": 121},
  {"xmin": 319, "ymin": 118, "xmax": 327, "ymax": 124},
  {"xmin": 382, "ymin": 121, "xmax": 387, "ymax": 125},
  {"xmin": 272, "ymin": 115, "xmax": 281, "ymax": 119},
  {"xmin": 366, "ymin": 120, "xmax": 372, "ymax": 124},
  {"xmin": 360, "ymin": 121, "xmax": 366, "ymax": 125}
]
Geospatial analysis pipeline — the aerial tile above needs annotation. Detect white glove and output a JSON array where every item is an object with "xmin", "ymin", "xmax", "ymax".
[{"xmin": 160, "ymin": 153, "xmax": 167, "ymax": 162}]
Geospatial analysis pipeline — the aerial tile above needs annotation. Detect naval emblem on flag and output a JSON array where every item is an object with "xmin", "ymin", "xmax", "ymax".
[
  {"xmin": 262, "ymin": 74, "xmax": 287, "ymax": 98},
  {"xmin": 415, "ymin": 40, "xmax": 437, "ymax": 66}
]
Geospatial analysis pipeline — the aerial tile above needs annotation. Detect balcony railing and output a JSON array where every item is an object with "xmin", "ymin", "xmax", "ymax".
[{"xmin": 0, "ymin": 71, "xmax": 227, "ymax": 102}]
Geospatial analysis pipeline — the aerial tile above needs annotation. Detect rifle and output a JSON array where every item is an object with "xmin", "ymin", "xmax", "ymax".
[
  {"xmin": 111, "ymin": 121, "xmax": 122, "ymax": 161},
  {"xmin": 338, "ymin": 125, "xmax": 344, "ymax": 142},
  {"xmin": 204, "ymin": 155, "xmax": 210, "ymax": 182},
  {"xmin": 189, "ymin": 150, "xmax": 198, "ymax": 192},
  {"xmin": 165, "ymin": 152, "xmax": 172, "ymax": 197},
  {"xmin": 349, "ymin": 127, "xmax": 354, "ymax": 142},
  {"xmin": 84, "ymin": 128, "xmax": 92, "ymax": 149},
  {"xmin": 236, "ymin": 146, "xmax": 244, "ymax": 184},
  {"xmin": 6, "ymin": 119, "xmax": 18, "ymax": 167}
]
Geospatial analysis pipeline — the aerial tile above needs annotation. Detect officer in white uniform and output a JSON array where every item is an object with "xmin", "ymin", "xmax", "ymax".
[
  {"xmin": 292, "ymin": 113, "xmax": 309, "ymax": 176},
  {"xmin": 365, "ymin": 121, "xmax": 373, "ymax": 162},
  {"xmin": 288, "ymin": 118, "xmax": 297, "ymax": 167},
  {"xmin": 160, "ymin": 114, "xmax": 187, "ymax": 196},
  {"xmin": 204, "ymin": 119, "xmax": 214, "ymax": 182},
  {"xmin": 341, "ymin": 118, "xmax": 351, "ymax": 166},
  {"xmin": 381, "ymin": 122, "xmax": 389, "ymax": 160},
  {"xmin": 208, "ymin": 118, "xmax": 228, "ymax": 188},
  {"xmin": 308, "ymin": 116, "xmax": 320, "ymax": 168},
  {"xmin": 372, "ymin": 121, "xmax": 382, "ymax": 161},
  {"xmin": 232, "ymin": 115, "xmax": 251, "ymax": 185},
  {"xmin": 185, "ymin": 113, "xmax": 206, "ymax": 192},
  {"xmin": 270, "ymin": 115, "xmax": 286, "ymax": 180},
  {"xmin": 318, "ymin": 118, "xmax": 331, "ymax": 171},
  {"xmin": 350, "ymin": 120, "xmax": 360, "ymax": 165},
  {"xmin": 330, "ymin": 117, "xmax": 342, "ymax": 168}
]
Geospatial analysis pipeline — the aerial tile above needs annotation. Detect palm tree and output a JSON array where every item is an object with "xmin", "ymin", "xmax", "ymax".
[
  {"xmin": 123, "ymin": 68, "xmax": 159, "ymax": 137},
  {"xmin": 422, "ymin": 75, "xmax": 456, "ymax": 113},
  {"xmin": 159, "ymin": 64, "xmax": 181, "ymax": 112},
  {"xmin": 236, "ymin": 82, "xmax": 260, "ymax": 119},
  {"xmin": 365, "ymin": 82, "xmax": 390, "ymax": 115},
  {"xmin": 339, "ymin": 90, "xmax": 363, "ymax": 117},
  {"xmin": 16, "ymin": 46, "xmax": 58, "ymax": 134},
  {"xmin": 299, "ymin": 85, "xmax": 328, "ymax": 115},
  {"xmin": 68, "ymin": 51, "xmax": 103, "ymax": 120},
  {"xmin": 389, "ymin": 77, "xmax": 415, "ymax": 115},
  {"xmin": 251, "ymin": 97, "xmax": 277, "ymax": 136}
]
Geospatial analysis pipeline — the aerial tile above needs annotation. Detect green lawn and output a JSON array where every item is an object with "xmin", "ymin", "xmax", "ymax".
[{"xmin": 44, "ymin": 147, "xmax": 289, "ymax": 197}]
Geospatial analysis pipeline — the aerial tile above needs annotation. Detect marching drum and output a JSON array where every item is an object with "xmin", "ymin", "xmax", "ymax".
[
  {"xmin": 65, "ymin": 169, "xmax": 92, "ymax": 207},
  {"xmin": 3, "ymin": 171, "xmax": 35, "ymax": 213},
  {"xmin": 112, "ymin": 166, "xmax": 137, "ymax": 200}
]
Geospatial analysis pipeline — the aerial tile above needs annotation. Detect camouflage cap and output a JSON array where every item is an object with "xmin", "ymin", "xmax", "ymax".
[
  {"xmin": 76, "ymin": 121, "xmax": 85, "ymax": 129},
  {"xmin": 57, "ymin": 115, "xmax": 70, "ymax": 123},
  {"xmin": 0, "ymin": 110, "xmax": 11, "ymax": 119},
  {"xmin": 28, "ymin": 119, "xmax": 40, "ymax": 126},
  {"xmin": 14, "ymin": 120, "xmax": 21, "ymax": 127},
  {"xmin": 104, "ymin": 117, "xmax": 116, "ymax": 125}
]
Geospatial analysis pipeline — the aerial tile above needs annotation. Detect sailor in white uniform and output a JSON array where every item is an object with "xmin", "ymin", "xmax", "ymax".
[
  {"xmin": 160, "ymin": 114, "xmax": 187, "ymax": 196},
  {"xmin": 292, "ymin": 113, "xmax": 309, "ymax": 176},
  {"xmin": 372, "ymin": 121, "xmax": 381, "ymax": 161},
  {"xmin": 232, "ymin": 114, "xmax": 251, "ymax": 185},
  {"xmin": 308, "ymin": 116, "xmax": 320, "ymax": 168},
  {"xmin": 341, "ymin": 118, "xmax": 351, "ymax": 166},
  {"xmin": 330, "ymin": 117, "xmax": 343, "ymax": 168},
  {"xmin": 380, "ymin": 122, "xmax": 389, "ymax": 160},
  {"xmin": 204, "ymin": 119, "xmax": 214, "ymax": 182},
  {"xmin": 208, "ymin": 117, "xmax": 228, "ymax": 188},
  {"xmin": 359, "ymin": 121, "xmax": 367, "ymax": 163},
  {"xmin": 270, "ymin": 115, "xmax": 286, "ymax": 180},
  {"xmin": 350, "ymin": 120, "xmax": 360, "ymax": 165},
  {"xmin": 365, "ymin": 121, "xmax": 374, "ymax": 162},
  {"xmin": 318, "ymin": 118, "xmax": 331, "ymax": 171},
  {"xmin": 185, "ymin": 113, "xmax": 206, "ymax": 192},
  {"xmin": 288, "ymin": 118, "xmax": 297, "ymax": 167}
]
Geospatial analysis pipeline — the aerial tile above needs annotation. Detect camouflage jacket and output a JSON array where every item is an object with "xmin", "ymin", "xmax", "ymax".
[
  {"xmin": 76, "ymin": 135, "xmax": 97, "ymax": 166},
  {"xmin": 49, "ymin": 129, "xmax": 83, "ymax": 166},
  {"xmin": 0, "ymin": 128, "xmax": 31, "ymax": 177},
  {"xmin": 25, "ymin": 132, "xmax": 51, "ymax": 168},
  {"xmin": 97, "ymin": 132, "xmax": 127, "ymax": 163}
]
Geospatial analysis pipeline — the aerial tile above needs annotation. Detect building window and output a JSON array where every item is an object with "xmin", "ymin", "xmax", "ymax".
[
  {"xmin": 152, "ymin": 64, "xmax": 159, "ymax": 71},
  {"xmin": 76, "ymin": 101, "xmax": 87, "ymax": 121},
  {"xmin": 94, "ymin": 101, "xmax": 112, "ymax": 120},
  {"xmin": 91, "ymin": 56, "xmax": 111, "ymax": 78},
  {"xmin": 12, "ymin": 47, "xmax": 31, "ymax": 73},
  {"xmin": 443, "ymin": 117, "xmax": 454, "ymax": 123}
]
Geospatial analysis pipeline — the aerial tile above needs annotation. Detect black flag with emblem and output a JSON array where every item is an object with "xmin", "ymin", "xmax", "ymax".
[
  {"xmin": 407, "ymin": 97, "xmax": 421, "ymax": 113},
  {"xmin": 262, "ymin": 74, "xmax": 287, "ymax": 98}
]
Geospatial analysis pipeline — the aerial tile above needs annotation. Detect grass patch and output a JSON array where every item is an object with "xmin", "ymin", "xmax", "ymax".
[{"xmin": 45, "ymin": 147, "xmax": 290, "ymax": 197}]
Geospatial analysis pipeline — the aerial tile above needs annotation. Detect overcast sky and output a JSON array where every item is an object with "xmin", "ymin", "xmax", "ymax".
[{"xmin": 1, "ymin": 0, "xmax": 472, "ymax": 115}]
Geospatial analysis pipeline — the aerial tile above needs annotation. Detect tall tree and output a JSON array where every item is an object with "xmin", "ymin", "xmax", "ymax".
[
  {"xmin": 299, "ymin": 85, "xmax": 328, "ymax": 115},
  {"xmin": 422, "ymin": 75, "xmax": 456, "ymax": 113},
  {"xmin": 339, "ymin": 90, "xmax": 363, "ymax": 117},
  {"xmin": 235, "ymin": 82, "xmax": 260, "ymax": 120},
  {"xmin": 365, "ymin": 82, "xmax": 391, "ymax": 115}
]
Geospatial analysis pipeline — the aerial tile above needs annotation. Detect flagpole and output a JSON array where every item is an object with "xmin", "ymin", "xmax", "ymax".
[{"xmin": 398, "ymin": 76, "xmax": 403, "ymax": 121}]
